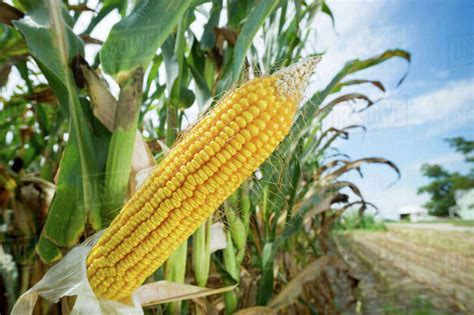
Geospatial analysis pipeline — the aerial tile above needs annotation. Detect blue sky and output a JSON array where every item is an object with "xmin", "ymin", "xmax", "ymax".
[{"xmin": 313, "ymin": 0, "xmax": 473, "ymax": 218}]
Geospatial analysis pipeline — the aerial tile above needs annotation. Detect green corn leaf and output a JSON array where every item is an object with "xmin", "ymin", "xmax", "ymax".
[
  {"xmin": 13, "ymin": 3, "xmax": 84, "ymax": 112},
  {"xmin": 256, "ymin": 242, "xmax": 275, "ymax": 305},
  {"xmin": 200, "ymin": 0, "xmax": 222, "ymax": 51},
  {"xmin": 100, "ymin": 0, "xmax": 193, "ymax": 78},
  {"xmin": 83, "ymin": 0, "xmax": 128, "ymax": 35},
  {"xmin": 231, "ymin": 0, "xmax": 278, "ymax": 84},
  {"xmin": 188, "ymin": 37, "xmax": 212, "ymax": 108},
  {"xmin": 13, "ymin": 1, "xmax": 107, "ymax": 261},
  {"xmin": 39, "ymin": 125, "xmax": 85, "ymax": 249},
  {"xmin": 103, "ymin": 68, "xmax": 144, "ymax": 221},
  {"xmin": 321, "ymin": 1, "xmax": 335, "ymax": 28},
  {"xmin": 36, "ymin": 233, "xmax": 63, "ymax": 264},
  {"xmin": 227, "ymin": 0, "xmax": 252, "ymax": 29},
  {"xmin": 192, "ymin": 217, "xmax": 212, "ymax": 287},
  {"xmin": 331, "ymin": 79, "xmax": 386, "ymax": 94}
]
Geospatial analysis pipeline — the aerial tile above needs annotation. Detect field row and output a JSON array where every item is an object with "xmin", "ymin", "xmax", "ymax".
[{"xmin": 336, "ymin": 226, "xmax": 474, "ymax": 314}]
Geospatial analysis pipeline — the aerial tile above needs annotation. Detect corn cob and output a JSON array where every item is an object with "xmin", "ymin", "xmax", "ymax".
[{"xmin": 86, "ymin": 58, "xmax": 320, "ymax": 300}]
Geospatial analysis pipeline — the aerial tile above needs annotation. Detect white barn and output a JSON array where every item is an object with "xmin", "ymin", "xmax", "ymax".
[{"xmin": 397, "ymin": 205, "xmax": 434, "ymax": 222}]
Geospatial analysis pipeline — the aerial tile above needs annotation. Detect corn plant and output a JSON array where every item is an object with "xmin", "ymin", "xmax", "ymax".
[{"xmin": 0, "ymin": 0, "xmax": 409, "ymax": 313}]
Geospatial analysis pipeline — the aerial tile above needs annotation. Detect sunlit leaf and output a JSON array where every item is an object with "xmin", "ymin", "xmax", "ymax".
[
  {"xmin": 231, "ymin": 0, "xmax": 278, "ymax": 84},
  {"xmin": 100, "ymin": 0, "xmax": 193, "ymax": 78}
]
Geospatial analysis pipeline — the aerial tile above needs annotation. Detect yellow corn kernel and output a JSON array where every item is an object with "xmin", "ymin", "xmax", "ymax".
[
  {"xmin": 248, "ymin": 124, "xmax": 259, "ymax": 137},
  {"xmin": 241, "ymin": 129, "xmax": 252, "ymax": 141},
  {"xmin": 242, "ymin": 111, "xmax": 254, "ymax": 123},
  {"xmin": 248, "ymin": 93, "xmax": 258, "ymax": 102}
]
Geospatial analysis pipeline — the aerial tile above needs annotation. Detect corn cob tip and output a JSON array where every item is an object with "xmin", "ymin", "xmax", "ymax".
[{"xmin": 275, "ymin": 56, "xmax": 322, "ymax": 101}]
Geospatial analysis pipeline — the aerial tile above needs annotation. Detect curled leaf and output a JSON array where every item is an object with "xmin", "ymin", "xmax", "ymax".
[
  {"xmin": 322, "ymin": 157, "xmax": 400, "ymax": 183},
  {"xmin": 332, "ymin": 78, "xmax": 386, "ymax": 94},
  {"xmin": 318, "ymin": 93, "xmax": 375, "ymax": 117}
]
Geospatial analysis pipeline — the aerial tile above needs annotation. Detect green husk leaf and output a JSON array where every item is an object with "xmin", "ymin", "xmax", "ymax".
[{"xmin": 100, "ymin": 0, "xmax": 193, "ymax": 78}]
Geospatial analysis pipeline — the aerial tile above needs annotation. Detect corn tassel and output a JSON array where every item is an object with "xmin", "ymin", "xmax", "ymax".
[{"xmin": 86, "ymin": 58, "xmax": 320, "ymax": 300}]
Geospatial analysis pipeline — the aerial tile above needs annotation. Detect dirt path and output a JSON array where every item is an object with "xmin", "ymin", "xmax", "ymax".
[
  {"xmin": 389, "ymin": 223, "xmax": 474, "ymax": 233},
  {"xmin": 335, "ymin": 227, "xmax": 474, "ymax": 314}
]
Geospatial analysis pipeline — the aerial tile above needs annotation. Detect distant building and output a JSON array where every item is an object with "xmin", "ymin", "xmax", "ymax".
[
  {"xmin": 397, "ymin": 205, "xmax": 435, "ymax": 222},
  {"xmin": 451, "ymin": 189, "xmax": 474, "ymax": 220}
]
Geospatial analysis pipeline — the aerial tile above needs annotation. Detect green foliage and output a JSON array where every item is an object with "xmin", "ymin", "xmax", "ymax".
[
  {"xmin": 418, "ymin": 137, "xmax": 474, "ymax": 216},
  {"xmin": 223, "ymin": 0, "xmax": 278, "ymax": 91},
  {"xmin": 333, "ymin": 213, "xmax": 387, "ymax": 231},
  {"xmin": 100, "ymin": 0, "xmax": 193, "ymax": 77},
  {"xmin": 447, "ymin": 137, "xmax": 474, "ymax": 163},
  {"xmin": 14, "ymin": 1, "xmax": 107, "ymax": 261},
  {"xmin": 383, "ymin": 296, "xmax": 436, "ymax": 315}
]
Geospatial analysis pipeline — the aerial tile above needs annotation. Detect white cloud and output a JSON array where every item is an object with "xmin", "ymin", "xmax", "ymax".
[
  {"xmin": 307, "ymin": 2, "xmax": 473, "ymax": 134},
  {"xmin": 406, "ymin": 152, "xmax": 466, "ymax": 172},
  {"xmin": 324, "ymin": 78, "xmax": 474, "ymax": 132},
  {"xmin": 429, "ymin": 153, "xmax": 465, "ymax": 165},
  {"xmin": 384, "ymin": 79, "xmax": 473, "ymax": 129},
  {"xmin": 308, "ymin": 0, "xmax": 409, "ymax": 91}
]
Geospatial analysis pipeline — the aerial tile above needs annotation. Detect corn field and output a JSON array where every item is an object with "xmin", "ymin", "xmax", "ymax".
[{"xmin": 0, "ymin": 0, "xmax": 409, "ymax": 314}]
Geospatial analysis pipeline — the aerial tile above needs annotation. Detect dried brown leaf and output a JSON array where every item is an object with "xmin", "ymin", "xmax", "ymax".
[
  {"xmin": 268, "ymin": 256, "xmax": 343, "ymax": 310},
  {"xmin": 136, "ymin": 281, "xmax": 237, "ymax": 307},
  {"xmin": 0, "ymin": 3, "xmax": 24, "ymax": 26},
  {"xmin": 80, "ymin": 63, "xmax": 117, "ymax": 131}
]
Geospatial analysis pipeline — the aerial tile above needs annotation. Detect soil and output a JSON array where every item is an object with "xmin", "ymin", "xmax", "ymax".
[{"xmin": 334, "ymin": 225, "xmax": 474, "ymax": 315}]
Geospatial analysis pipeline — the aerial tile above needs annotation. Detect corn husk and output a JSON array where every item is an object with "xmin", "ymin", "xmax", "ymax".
[{"xmin": 12, "ymin": 228, "xmax": 230, "ymax": 314}]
